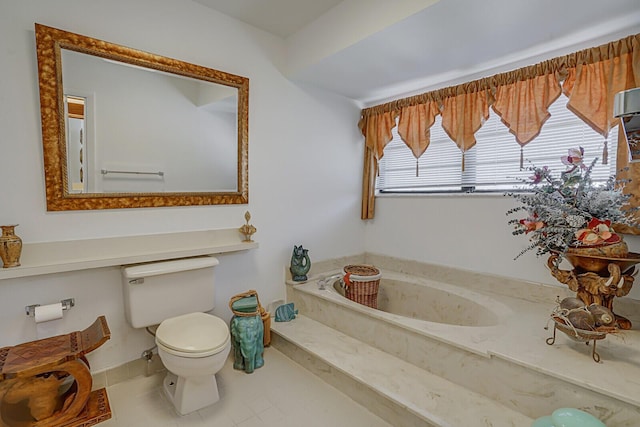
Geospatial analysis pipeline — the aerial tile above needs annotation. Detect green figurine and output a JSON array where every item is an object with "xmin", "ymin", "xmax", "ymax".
[
  {"xmin": 290, "ymin": 245, "xmax": 311, "ymax": 281},
  {"xmin": 230, "ymin": 315, "xmax": 264, "ymax": 374},
  {"xmin": 274, "ymin": 303, "xmax": 298, "ymax": 322},
  {"xmin": 531, "ymin": 408, "xmax": 605, "ymax": 427}
]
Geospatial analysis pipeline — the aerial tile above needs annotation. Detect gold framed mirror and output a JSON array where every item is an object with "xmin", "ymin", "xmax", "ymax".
[{"xmin": 35, "ymin": 23, "xmax": 248, "ymax": 211}]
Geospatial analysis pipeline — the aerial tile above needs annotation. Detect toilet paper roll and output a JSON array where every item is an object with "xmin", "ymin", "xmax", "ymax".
[
  {"xmin": 35, "ymin": 303, "xmax": 64, "ymax": 339},
  {"xmin": 34, "ymin": 303, "xmax": 64, "ymax": 323}
]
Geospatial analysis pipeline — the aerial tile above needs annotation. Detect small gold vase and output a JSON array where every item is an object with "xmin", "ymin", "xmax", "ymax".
[{"xmin": 0, "ymin": 224, "xmax": 22, "ymax": 268}]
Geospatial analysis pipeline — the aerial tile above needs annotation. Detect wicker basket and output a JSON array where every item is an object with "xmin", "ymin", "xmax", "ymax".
[{"xmin": 343, "ymin": 265, "xmax": 381, "ymax": 308}]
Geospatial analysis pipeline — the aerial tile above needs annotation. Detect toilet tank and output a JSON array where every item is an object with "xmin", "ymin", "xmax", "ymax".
[{"xmin": 122, "ymin": 256, "xmax": 220, "ymax": 328}]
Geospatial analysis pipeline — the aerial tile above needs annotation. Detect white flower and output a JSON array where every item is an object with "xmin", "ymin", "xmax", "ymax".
[{"xmin": 566, "ymin": 215, "xmax": 586, "ymax": 228}]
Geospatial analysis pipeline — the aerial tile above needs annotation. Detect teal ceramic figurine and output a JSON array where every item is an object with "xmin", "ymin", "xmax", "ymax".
[
  {"xmin": 289, "ymin": 245, "xmax": 311, "ymax": 281},
  {"xmin": 274, "ymin": 303, "xmax": 298, "ymax": 322},
  {"xmin": 531, "ymin": 408, "xmax": 605, "ymax": 427},
  {"xmin": 230, "ymin": 314, "xmax": 264, "ymax": 374}
]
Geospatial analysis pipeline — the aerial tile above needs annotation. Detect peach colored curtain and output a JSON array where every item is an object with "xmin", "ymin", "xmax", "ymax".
[
  {"xmin": 358, "ymin": 111, "xmax": 398, "ymax": 219},
  {"xmin": 397, "ymin": 102, "xmax": 440, "ymax": 160},
  {"xmin": 441, "ymin": 88, "xmax": 490, "ymax": 170},
  {"xmin": 358, "ymin": 111, "xmax": 398, "ymax": 161},
  {"xmin": 564, "ymin": 36, "xmax": 640, "ymax": 137},
  {"xmin": 563, "ymin": 35, "xmax": 640, "ymax": 162},
  {"xmin": 361, "ymin": 146, "xmax": 377, "ymax": 219},
  {"xmin": 492, "ymin": 73, "xmax": 562, "ymax": 166}
]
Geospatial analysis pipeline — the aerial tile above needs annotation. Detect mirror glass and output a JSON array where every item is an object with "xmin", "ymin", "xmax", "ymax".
[
  {"xmin": 35, "ymin": 24, "xmax": 249, "ymax": 210},
  {"xmin": 620, "ymin": 114, "xmax": 640, "ymax": 162}
]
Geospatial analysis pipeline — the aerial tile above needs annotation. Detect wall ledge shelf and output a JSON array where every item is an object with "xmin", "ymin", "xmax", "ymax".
[{"xmin": 0, "ymin": 228, "xmax": 258, "ymax": 280}]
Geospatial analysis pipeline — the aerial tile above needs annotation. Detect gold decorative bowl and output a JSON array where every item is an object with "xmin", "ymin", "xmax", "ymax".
[{"xmin": 562, "ymin": 251, "xmax": 640, "ymax": 274}]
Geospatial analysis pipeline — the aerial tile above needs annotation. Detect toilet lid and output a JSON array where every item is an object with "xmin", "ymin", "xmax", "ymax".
[{"xmin": 156, "ymin": 312, "xmax": 229, "ymax": 356}]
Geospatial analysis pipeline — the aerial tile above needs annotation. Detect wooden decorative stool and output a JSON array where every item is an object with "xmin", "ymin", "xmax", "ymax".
[{"xmin": 0, "ymin": 316, "xmax": 111, "ymax": 427}]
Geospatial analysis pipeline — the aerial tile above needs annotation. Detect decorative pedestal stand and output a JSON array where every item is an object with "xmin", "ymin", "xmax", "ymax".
[
  {"xmin": 547, "ymin": 252, "xmax": 640, "ymax": 330},
  {"xmin": 0, "ymin": 316, "xmax": 111, "ymax": 427}
]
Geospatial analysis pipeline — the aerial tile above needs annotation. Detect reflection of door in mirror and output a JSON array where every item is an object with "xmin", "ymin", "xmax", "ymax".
[{"xmin": 65, "ymin": 95, "xmax": 87, "ymax": 193}]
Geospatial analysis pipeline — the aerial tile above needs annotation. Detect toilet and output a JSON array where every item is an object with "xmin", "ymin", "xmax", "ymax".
[{"xmin": 122, "ymin": 256, "xmax": 230, "ymax": 415}]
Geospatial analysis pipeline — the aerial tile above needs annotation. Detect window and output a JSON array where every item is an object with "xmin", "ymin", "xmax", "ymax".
[{"xmin": 377, "ymin": 94, "xmax": 618, "ymax": 193}]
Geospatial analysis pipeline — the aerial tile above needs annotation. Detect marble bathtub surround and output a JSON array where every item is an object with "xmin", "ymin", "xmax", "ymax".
[
  {"xmin": 366, "ymin": 253, "xmax": 575, "ymax": 303},
  {"xmin": 272, "ymin": 315, "xmax": 534, "ymax": 427},
  {"xmin": 365, "ymin": 253, "xmax": 640, "ymax": 323},
  {"xmin": 290, "ymin": 271, "xmax": 513, "ymax": 357},
  {"xmin": 283, "ymin": 254, "xmax": 640, "ymax": 426}
]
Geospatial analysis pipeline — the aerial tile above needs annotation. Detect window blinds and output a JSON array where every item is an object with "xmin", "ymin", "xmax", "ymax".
[{"xmin": 377, "ymin": 94, "xmax": 618, "ymax": 193}]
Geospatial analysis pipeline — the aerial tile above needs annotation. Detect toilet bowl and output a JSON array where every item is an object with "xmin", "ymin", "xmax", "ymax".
[
  {"xmin": 155, "ymin": 312, "xmax": 231, "ymax": 415},
  {"xmin": 121, "ymin": 256, "xmax": 231, "ymax": 415}
]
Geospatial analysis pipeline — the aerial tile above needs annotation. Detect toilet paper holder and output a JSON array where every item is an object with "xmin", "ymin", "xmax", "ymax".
[{"xmin": 25, "ymin": 298, "xmax": 75, "ymax": 316}]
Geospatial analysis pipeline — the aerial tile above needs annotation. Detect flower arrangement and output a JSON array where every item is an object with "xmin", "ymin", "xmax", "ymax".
[{"xmin": 507, "ymin": 147, "xmax": 639, "ymax": 260}]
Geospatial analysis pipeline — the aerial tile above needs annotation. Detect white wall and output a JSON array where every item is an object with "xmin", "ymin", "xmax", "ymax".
[
  {"xmin": 365, "ymin": 195, "xmax": 640, "ymax": 299},
  {"xmin": 0, "ymin": 0, "xmax": 365, "ymax": 371}
]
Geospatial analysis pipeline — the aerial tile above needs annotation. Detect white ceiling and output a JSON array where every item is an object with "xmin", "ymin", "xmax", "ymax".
[
  {"xmin": 194, "ymin": 0, "xmax": 640, "ymax": 106},
  {"xmin": 193, "ymin": 0, "xmax": 343, "ymax": 37}
]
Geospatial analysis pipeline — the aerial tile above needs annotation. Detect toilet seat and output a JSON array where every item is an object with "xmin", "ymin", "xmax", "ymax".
[{"xmin": 156, "ymin": 312, "xmax": 230, "ymax": 358}]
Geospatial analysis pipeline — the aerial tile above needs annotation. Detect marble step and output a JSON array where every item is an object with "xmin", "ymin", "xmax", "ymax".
[{"xmin": 270, "ymin": 315, "xmax": 534, "ymax": 427}]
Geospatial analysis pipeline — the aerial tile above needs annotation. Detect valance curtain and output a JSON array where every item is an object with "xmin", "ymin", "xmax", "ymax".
[
  {"xmin": 397, "ymin": 101, "xmax": 440, "ymax": 161},
  {"xmin": 359, "ymin": 33, "xmax": 640, "ymax": 220},
  {"xmin": 440, "ymin": 86, "xmax": 490, "ymax": 170},
  {"xmin": 492, "ymin": 72, "xmax": 562, "ymax": 167},
  {"xmin": 563, "ymin": 36, "xmax": 640, "ymax": 163}
]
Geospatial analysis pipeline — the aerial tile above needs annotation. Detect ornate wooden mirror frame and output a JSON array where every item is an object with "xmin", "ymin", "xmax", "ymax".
[{"xmin": 35, "ymin": 23, "xmax": 249, "ymax": 211}]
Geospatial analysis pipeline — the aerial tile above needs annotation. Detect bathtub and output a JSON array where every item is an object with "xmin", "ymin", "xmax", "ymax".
[
  {"xmin": 332, "ymin": 274, "xmax": 503, "ymax": 327},
  {"xmin": 288, "ymin": 270, "xmax": 513, "ymax": 356},
  {"xmin": 282, "ymin": 263, "xmax": 640, "ymax": 425}
]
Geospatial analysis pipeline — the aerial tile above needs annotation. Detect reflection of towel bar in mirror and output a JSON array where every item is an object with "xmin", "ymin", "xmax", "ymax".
[{"xmin": 101, "ymin": 169, "xmax": 164, "ymax": 177}]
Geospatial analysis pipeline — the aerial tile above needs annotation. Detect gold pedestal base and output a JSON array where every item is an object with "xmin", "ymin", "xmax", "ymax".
[{"xmin": 547, "ymin": 253, "xmax": 640, "ymax": 329}]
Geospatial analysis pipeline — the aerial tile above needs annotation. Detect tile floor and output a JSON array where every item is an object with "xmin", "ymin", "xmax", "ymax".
[{"xmin": 99, "ymin": 347, "xmax": 393, "ymax": 427}]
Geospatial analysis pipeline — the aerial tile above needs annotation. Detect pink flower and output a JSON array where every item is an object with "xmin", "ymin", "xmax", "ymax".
[
  {"xmin": 561, "ymin": 147, "xmax": 585, "ymax": 169},
  {"xmin": 519, "ymin": 217, "xmax": 544, "ymax": 233},
  {"xmin": 529, "ymin": 166, "xmax": 548, "ymax": 184}
]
